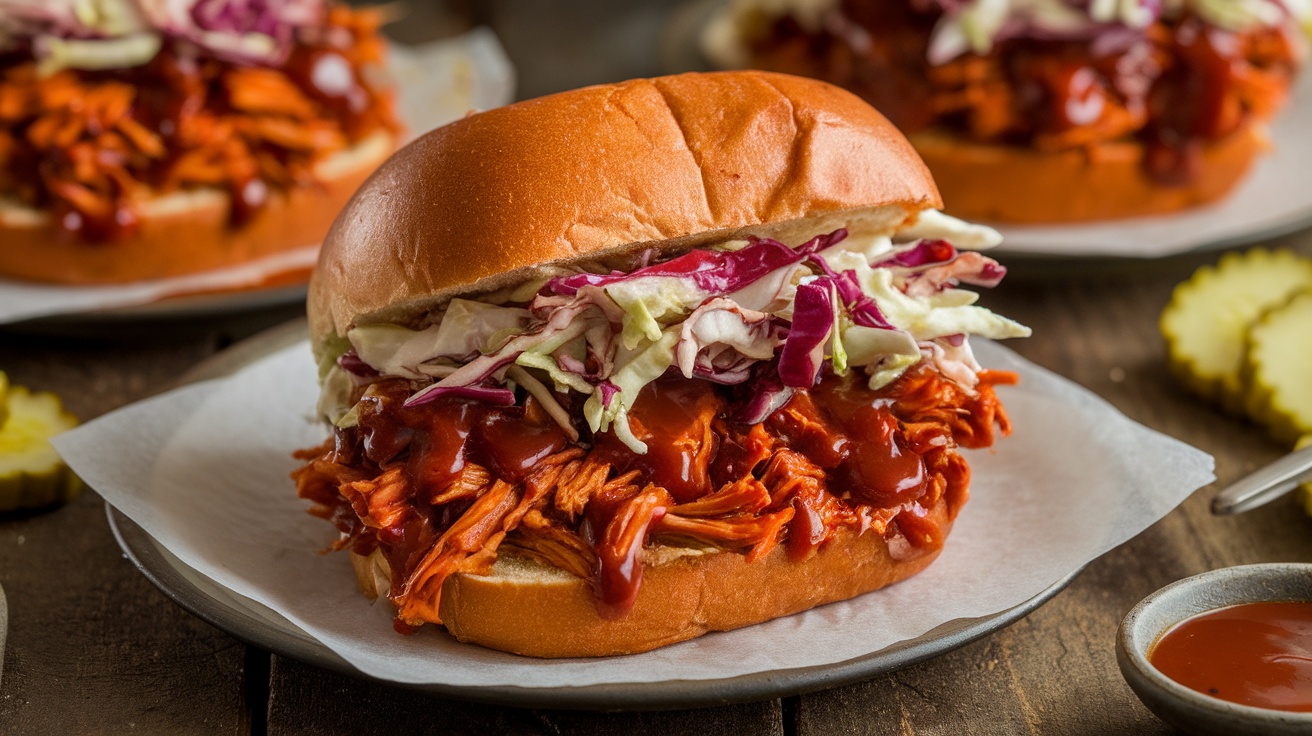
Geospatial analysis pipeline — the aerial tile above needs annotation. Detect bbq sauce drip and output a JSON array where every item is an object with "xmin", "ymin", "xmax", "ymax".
[
  {"xmin": 353, "ymin": 379, "xmax": 570, "ymax": 489},
  {"xmin": 591, "ymin": 379, "xmax": 724, "ymax": 503},
  {"xmin": 598, "ymin": 374, "xmax": 929, "ymax": 511},
  {"xmin": 283, "ymin": 47, "xmax": 374, "ymax": 136},
  {"xmin": 771, "ymin": 377, "xmax": 928, "ymax": 508}
]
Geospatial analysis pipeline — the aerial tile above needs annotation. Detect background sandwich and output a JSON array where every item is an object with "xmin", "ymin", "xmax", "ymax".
[
  {"xmin": 292, "ymin": 70, "xmax": 1030, "ymax": 657},
  {"xmin": 0, "ymin": 0, "xmax": 399, "ymax": 284},
  {"xmin": 704, "ymin": 0, "xmax": 1309, "ymax": 223}
]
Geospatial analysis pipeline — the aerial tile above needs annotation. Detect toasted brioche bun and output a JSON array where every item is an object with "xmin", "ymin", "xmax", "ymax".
[
  {"xmin": 0, "ymin": 130, "xmax": 393, "ymax": 285},
  {"xmin": 349, "ymin": 496, "xmax": 951, "ymax": 658},
  {"xmin": 313, "ymin": 70, "xmax": 956, "ymax": 657},
  {"xmin": 308, "ymin": 70, "xmax": 941, "ymax": 363},
  {"xmin": 910, "ymin": 122, "xmax": 1265, "ymax": 224}
]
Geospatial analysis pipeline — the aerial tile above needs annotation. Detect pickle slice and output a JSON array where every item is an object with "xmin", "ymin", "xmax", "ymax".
[
  {"xmin": 1244, "ymin": 290, "xmax": 1312, "ymax": 444},
  {"xmin": 0, "ymin": 372, "xmax": 8, "ymax": 430},
  {"xmin": 0, "ymin": 383, "xmax": 81, "ymax": 511},
  {"xmin": 1161, "ymin": 250, "xmax": 1312, "ymax": 413}
]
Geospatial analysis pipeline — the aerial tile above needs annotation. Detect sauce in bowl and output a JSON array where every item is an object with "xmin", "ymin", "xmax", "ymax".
[{"xmin": 1148, "ymin": 601, "xmax": 1312, "ymax": 713}]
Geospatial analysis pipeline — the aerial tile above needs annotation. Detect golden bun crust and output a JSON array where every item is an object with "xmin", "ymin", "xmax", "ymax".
[
  {"xmin": 911, "ymin": 122, "xmax": 1264, "ymax": 224},
  {"xmin": 0, "ymin": 131, "xmax": 393, "ymax": 285},
  {"xmin": 308, "ymin": 71, "xmax": 942, "ymax": 357},
  {"xmin": 352, "ymin": 497, "xmax": 950, "ymax": 658}
]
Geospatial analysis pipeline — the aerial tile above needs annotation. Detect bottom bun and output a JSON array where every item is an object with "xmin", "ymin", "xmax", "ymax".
[
  {"xmin": 0, "ymin": 131, "xmax": 393, "ymax": 285},
  {"xmin": 352, "ymin": 496, "xmax": 952, "ymax": 658},
  {"xmin": 910, "ymin": 122, "xmax": 1264, "ymax": 224}
]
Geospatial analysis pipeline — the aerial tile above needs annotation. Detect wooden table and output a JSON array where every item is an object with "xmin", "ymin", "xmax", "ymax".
[
  {"xmin": 4, "ymin": 2, "xmax": 1312, "ymax": 732},
  {"xmin": 3, "ymin": 237, "xmax": 1310, "ymax": 734}
]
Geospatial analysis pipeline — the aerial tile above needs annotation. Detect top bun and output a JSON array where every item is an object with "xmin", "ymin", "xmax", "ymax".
[{"xmin": 308, "ymin": 71, "xmax": 941, "ymax": 358}]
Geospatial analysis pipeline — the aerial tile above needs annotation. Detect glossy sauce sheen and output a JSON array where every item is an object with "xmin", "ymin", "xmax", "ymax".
[
  {"xmin": 776, "ymin": 379, "xmax": 927, "ymax": 508},
  {"xmin": 591, "ymin": 379, "xmax": 723, "ymax": 503},
  {"xmin": 1149, "ymin": 601, "xmax": 1312, "ymax": 712},
  {"xmin": 595, "ymin": 375, "xmax": 928, "ymax": 510},
  {"xmin": 39, "ymin": 39, "xmax": 379, "ymax": 240},
  {"xmin": 355, "ymin": 380, "xmax": 569, "ymax": 488}
]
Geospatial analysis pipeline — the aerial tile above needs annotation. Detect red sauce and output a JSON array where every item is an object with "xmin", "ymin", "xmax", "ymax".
[
  {"xmin": 583, "ymin": 373, "xmax": 932, "ymax": 611},
  {"xmin": 282, "ymin": 46, "xmax": 374, "ymax": 135},
  {"xmin": 786, "ymin": 491, "xmax": 828, "ymax": 561},
  {"xmin": 803, "ymin": 376, "xmax": 928, "ymax": 508},
  {"xmin": 592, "ymin": 489, "xmax": 670, "ymax": 619},
  {"xmin": 591, "ymin": 379, "xmax": 724, "ymax": 503},
  {"xmin": 352, "ymin": 379, "xmax": 569, "ymax": 490},
  {"xmin": 1149, "ymin": 601, "xmax": 1312, "ymax": 712},
  {"xmin": 474, "ymin": 409, "xmax": 571, "ymax": 483}
]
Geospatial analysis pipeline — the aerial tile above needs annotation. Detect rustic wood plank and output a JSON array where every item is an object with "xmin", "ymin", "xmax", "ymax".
[
  {"xmin": 0, "ymin": 321, "xmax": 291, "ymax": 735},
  {"xmin": 266, "ymin": 656, "xmax": 783, "ymax": 736}
]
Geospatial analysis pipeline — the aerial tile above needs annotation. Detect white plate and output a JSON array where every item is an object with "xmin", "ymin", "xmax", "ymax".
[
  {"xmin": 996, "ymin": 66, "xmax": 1312, "ymax": 259},
  {"xmin": 97, "ymin": 321, "xmax": 1081, "ymax": 709}
]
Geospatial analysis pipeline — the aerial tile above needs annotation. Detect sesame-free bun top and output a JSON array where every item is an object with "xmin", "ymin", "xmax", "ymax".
[{"xmin": 308, "ymin": 71, "xmax": 942, "ymax": 358}]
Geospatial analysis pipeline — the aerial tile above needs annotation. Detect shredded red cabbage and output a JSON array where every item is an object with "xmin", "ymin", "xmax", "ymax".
[
  {"xmin": 691, "ymin": 348, "xmax": 757, "ymax": 385},
  {"xmin": 555, "ymin": 353, "xmax": 589, "ymax": 376},
  {"xmin": 808, "ymin": 257, "xmax": 895, "ymax": 330},
  {"xmin": 404, "ymin": 350, "xmax": 519, "ymax": 407},
  {"xmin": 925, "ymin": 0, "xmax": 1165, "ymax": 60},
  {"xmin": 872, "ymin": 239, "xmax": 957, "ymax": 270},
  {"xmin": 737, "ymin": 361, "xmax": 794, "ymax": 424},
  {"xmin": 409, "ymin": 384, "xmax": 517, "ymax": 407},
  {"xmin": 904, "ymin": 251, "xmax": 1008, "ymax": 296},
  {"xmin": 547, "ymin": 230, "xmax": 848, "ymax": 297},
  {"xmin": 146, "ymin": 0, "xmax": 326, "ymax": 65},
  {"xmin": 598, "ymin": 380, "xmax": 620, "ymax": 409},
  {"xmin": 337, "ymin": 350, "xmax": 378, "ymax": 378},
  {"xmin": 777, "ymin": 282, "xmax": 834, "ymax": 387}
]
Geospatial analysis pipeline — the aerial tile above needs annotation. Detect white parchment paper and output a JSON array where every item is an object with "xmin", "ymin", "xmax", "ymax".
[
  {"xmin": 0, "ymin": 28, "xmax": 515, "ymax": 326},
  {"xmin": 995, "ymin": 70, "xmax": 1312, "ymax": 258},
  {"xmin": 53, "ymin": 336, "xmax": 1215, "ymax": 687}
]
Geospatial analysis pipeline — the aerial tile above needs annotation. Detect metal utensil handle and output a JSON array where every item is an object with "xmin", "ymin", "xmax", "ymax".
[{"xmin": 1211, "ymin": 444, "xmax": 1312, "ymax": 515}]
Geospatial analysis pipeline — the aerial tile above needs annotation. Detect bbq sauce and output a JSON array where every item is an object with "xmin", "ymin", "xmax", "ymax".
[
  {"xmin": 1149, "ymin": 601, "xmax": 1312, "ymax": 712},
  {"xmin": 784, "ymin": 375, "xmax": 928, "ymax": 509},
  {"xmin": 283, "ymin": 47, "xmax": 373, "ymax": 133},
  {"xmin": 350, "ymin": 379, "xmax": 569, "ymax": 491},
  {"xmin": 591, "ymin": 378, "xmax": 724, "ymax": 503}
]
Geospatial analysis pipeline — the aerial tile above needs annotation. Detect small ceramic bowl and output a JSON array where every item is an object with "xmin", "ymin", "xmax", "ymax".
[{"xmin": 1117, "ymin": 563, "xmax": 1312, "ymax": 735}]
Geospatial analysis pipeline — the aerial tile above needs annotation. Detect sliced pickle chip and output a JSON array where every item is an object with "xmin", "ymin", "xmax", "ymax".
[
  {"xmin": 0, "ymin": 372, "xmax": 8, "ymax": 430},
  {"xmin": 1161, "ymin": 250, "xmax": 1312, "ymax": 413},
  {"xmin": 1244, "ymin": 290, "xmax": 1312, "ymax": 444},
  {"xmin": 0, "ymin": 382, "xmax": 81, "ymax": 511}
]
